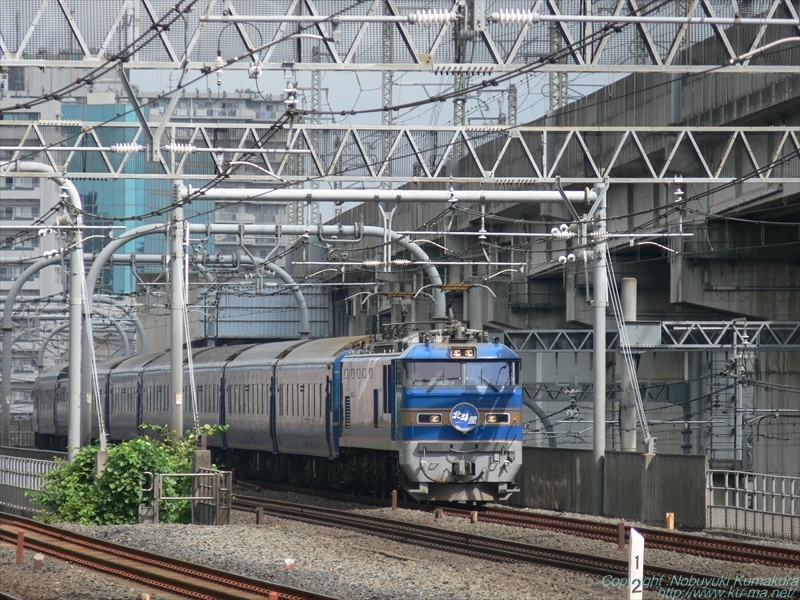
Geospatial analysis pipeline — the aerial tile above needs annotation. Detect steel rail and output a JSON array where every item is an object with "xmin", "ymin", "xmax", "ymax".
[
  {"xmin": 465, "ymin": 507, "xmax": 800, "ymax": 570},
  {"xmin": 234, "ymin": 481, "xmax": 800, "ymax": 568},
  {"xmin": 0, "ymin": 513, "xmax": 334, "ymax": 600},
  {"xmin": 230, "ymin": 496, "xmax": 797, "ymax": 598},
  {"xmin": 235, "ymin": 481, "xmax": 800, "ymax": 569}
]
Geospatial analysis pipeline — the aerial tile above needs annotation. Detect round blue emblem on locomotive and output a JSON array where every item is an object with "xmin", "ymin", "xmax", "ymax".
[{"xmin": 450, "ymin": 402, "xmax": 479, "ymax": 433}]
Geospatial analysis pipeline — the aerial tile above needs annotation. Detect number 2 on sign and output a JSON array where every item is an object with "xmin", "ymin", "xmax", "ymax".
[{"xmin": 628, "ymin": 528, "xmax": 644, "ymax": 600}]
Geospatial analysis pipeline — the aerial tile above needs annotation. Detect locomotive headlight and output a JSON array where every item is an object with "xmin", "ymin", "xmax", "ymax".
[
  {"xmin": 418, "ymin": 413, "xmax": 442, "ymax": 424},
  {"xmin": 449, "ymin": 347, "xmax": 476, "ymax": 358},
  {"xmin": 485, "ymin": 414, "xmax": 510, "ymax": 424}
]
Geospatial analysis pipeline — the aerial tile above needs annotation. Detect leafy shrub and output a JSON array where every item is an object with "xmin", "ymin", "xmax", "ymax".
[{"xmin": 28, "ymin": 424, "xmax": 227, "ymax": 525}]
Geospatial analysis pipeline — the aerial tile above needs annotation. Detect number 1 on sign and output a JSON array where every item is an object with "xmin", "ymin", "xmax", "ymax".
[{"xmin": 628, "ymin": 528, "xmax": 644, "ymax": 600}]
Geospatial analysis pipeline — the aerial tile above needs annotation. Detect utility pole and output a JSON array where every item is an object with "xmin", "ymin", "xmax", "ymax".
[
  {"xmin": 66, "ymin": 200, "xmax": 85, "ymax": 461},
  {"xmin": 620, "ymin": 277, "xmax": 638, "ymax": 451},
  {"xmin": 592, "ymin": 189, "xmax": 608, "ymax": 515},
  {"xmin": 170, "ymin": 184, "xmax": 185, "ymax": 437}
]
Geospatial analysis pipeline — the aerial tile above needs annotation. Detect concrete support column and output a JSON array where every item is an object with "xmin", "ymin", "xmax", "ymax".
[
  {"xmin": 620, "ymin": 277, "xmax": 638, "ymax": 452},
  {"xmin": 593, "ymin": 194, "xmax": 608, "ymax": 516},
  {"xmin": 469, "ymin": 285, "xmax": 484, "ymax": 331},
  {"xmin": 170, "ymin": 195, "xmax": 185, "ymax": 438}
]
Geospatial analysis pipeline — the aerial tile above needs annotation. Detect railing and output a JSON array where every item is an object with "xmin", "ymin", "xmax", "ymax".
[
  {"xmin": 707, "ymin": 470, "xmax": 800, "ymax": 540},
  {"xmin": 0, "ymin": 446, "xmax": 67, "ymax": 461},
  {"xmin": 0, "ymin": 454, "xmax": 59, "ymax": 517},
  {"xmin": 6, "ymin": 432, "xmax": 35, "ymax": 447},
  {"xmin": 140, "ymin": 469, "xmax": 231, "ymax": 525}
]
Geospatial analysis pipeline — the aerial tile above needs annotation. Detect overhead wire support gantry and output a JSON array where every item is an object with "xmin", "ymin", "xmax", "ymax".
[{"xmin": 2, "ymin": 0, "xmax": 798, "ymax": 73}]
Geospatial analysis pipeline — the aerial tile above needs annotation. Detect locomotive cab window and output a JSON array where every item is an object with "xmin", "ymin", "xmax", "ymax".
[
  {"xmin": 465, "ymin": 361, "xmax": 516, "ymax": 389},
  {"xmin": 403, "ymin": 361, "xmax": 461, "ymax": 387}
]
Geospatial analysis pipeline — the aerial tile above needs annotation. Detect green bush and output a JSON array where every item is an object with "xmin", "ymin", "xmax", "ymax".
[{"xmin": 28, "ymin": 424, "xmax": 227, "ymax": 525}]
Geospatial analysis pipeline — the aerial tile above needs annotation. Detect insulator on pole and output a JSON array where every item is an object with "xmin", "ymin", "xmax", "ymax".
[
  {"xmin": 551, "ymin": 229, "xmax": 577, "ymax": 240},
  {"xmin": 110, "ymin": 143, "xmax": 145, "ymax": 153},
  {"xmin": 407, "ymin": 9, "xmax": 455, "ymax": 26},
  {"xmin": 488, "ymin": 9, "xmax": 540, "ymax": 25},
  {"xmin": 163, "ymin": 143, "xmax": 197, "ymax": 154}
]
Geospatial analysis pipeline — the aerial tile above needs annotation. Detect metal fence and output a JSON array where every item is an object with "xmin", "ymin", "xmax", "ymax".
[
  {"xmin": 141, "ymin": 469, "xmax": 231, "ymax": 525},
  {"xmin": 0, "ymin": 454, "xmax": 59, "ymax": 517},
  {"xmin": 0, "ymin": 448, "xmax": 230, "ymax": 525},
  {"xmin": 7, "ymin": 431, "xmax": 35, "ymax": 447},
  {"xmin": 707, "ymin": 470, "xmax": 800, "ymax": 540}
]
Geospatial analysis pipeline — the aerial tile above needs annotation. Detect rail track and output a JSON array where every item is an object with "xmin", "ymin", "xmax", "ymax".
[
  {"xmin": 232, "ymin": 495, "xmax": 798, "ymax": 599},
  {"xmin": 237, "ymin": 480, "xmax": 800, "ymax": 569},
  {"xmin": 0, "ymin": 512, "xmax": 335, "ymax": 600},
  {"xmin": 467, "ymin": 506, "xmax": 800, "ymax": 570}
]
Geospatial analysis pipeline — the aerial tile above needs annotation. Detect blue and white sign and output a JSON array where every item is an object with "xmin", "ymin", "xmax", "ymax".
[{"xmin": 451, "ymin": 403, "xmax": 479, "ymax": 433}]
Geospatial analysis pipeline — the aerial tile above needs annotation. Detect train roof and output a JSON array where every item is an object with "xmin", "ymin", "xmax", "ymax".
[
  {"xmin": 39, "ymin": 363, "xmax": 69, "ymax": 379},
  {"xmin": 188, "ymin": 344, "xmax": 257, "ymax": 366},
  {"xmin": 95, "ymin": 355, "xmax": 132, "ymax": 376},
  {"xmin": 278, "ymin": 336, "xmax": 370, "ymax": 365},
  {"xmin": 142, "ymin": 352, "xmax": 173, "ymax": 372},
  {"xmin": 109, "ymin": 351, "xmax": 165, "ymax": 375},
  {"xmin": 399, "ymin": 341, "xmax": 519, "ymax": 361},
  {"xmin": 225, "ymin": 340, "xmax": 309, "ymax": 367}
]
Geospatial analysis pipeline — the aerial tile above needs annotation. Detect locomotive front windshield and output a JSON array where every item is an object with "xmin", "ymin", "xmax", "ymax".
[{"xmin": 402, "ymin": 360, "xmax": 517, "ymax": 388}]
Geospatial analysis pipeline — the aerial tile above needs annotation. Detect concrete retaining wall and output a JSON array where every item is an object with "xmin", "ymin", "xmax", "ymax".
[
  {"xmin": 644, "ymin": 453, "xmax": 707, "ymax": 529},
  {"xmin": 511, "ymin": 448, "xmax": 707, "ymax": 529},
  {"xmin": 603, "ymin": 451, "xmax": 654, "ymax": 521},
  {"xmin": 507, "ymin": 447, "xmax": 594, "ymax": 514}
]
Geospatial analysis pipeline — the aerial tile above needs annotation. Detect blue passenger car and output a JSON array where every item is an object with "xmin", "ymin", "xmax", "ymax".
[{"xmin": 34, "ymin": 326, "xmax": 522, "ymax": 503}]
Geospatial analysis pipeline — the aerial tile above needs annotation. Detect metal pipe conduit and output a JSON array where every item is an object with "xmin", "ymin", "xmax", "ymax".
[
  {"xmin": 37, "ymin": 320, "xmax": 133, "ymax": 375},
  {"xmin": 4, "ymin": 162, "xmax": 86, "ymax": 459},
  {"xmin": 80, "ymin": 220, "xmax": 445, "ymax": 435},
  {"xmin": 194, "ymin": 255, "xmax": 309, "ymax": 339},
  {"xmin": 180, "ymin": 186, "xmax": 595, "ymax": 205},
  {"xmin": 187, "ymin": 224, "xmax": 446, "ymax": 319},
  {"xmin": 2, "ymin": 294, "xmax": 148, "ymax": 356},
  {"xmin": 13, "ymin": 305, "xmax": 133, "ymax": 359},
  {"xmin": 1, "ymin": 257, "xmax": 62, "ymax": 447}
]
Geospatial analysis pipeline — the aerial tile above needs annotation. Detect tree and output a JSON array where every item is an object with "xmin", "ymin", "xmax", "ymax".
[{"xmin": 28, "ymin": 424, "xmax": 227, "ymax": 525}]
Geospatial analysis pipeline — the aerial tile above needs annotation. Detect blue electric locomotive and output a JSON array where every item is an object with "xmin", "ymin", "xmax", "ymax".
[
  {"xmin": 391, "ymin": 337, "xmax": 522, "ymax": 501},
  {"xmin": 34, "ymin": 326, "xmax": 522, "ymax": 502}
]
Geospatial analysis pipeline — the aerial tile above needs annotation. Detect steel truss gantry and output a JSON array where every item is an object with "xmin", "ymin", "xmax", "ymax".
[
  {"xmin": 2, "ymin": 122, "xmax": 799, "ymax": 184},
  {"xmin": 502, "ymin": 321, "xmax": 800, "ymax": 352},
  {"xmin": 1, "ymin": 0, "xmax": 799, "ymax": 73}
]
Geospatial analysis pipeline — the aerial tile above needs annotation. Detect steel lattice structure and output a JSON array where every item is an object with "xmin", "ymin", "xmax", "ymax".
[
  {"xmin": 2, "ymin": 122, "xmax": 799, "ymax": 183},
  {"xmin": 1, "ymin": 0, "xmax": 799, "ymax": 73},
  {"xmin": 503, "ymin": 321, "xmax": 800, "ymax": 351}
]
